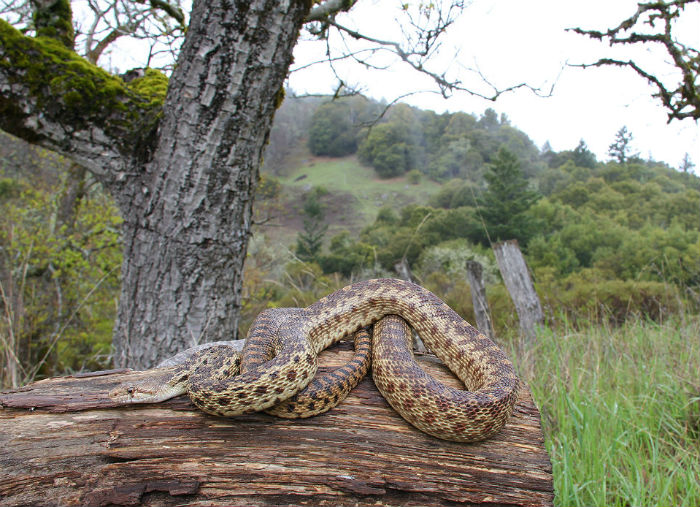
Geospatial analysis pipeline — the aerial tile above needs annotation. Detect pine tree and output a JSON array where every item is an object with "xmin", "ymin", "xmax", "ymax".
[
  {"xmin": 480, "ymin": 147, "xmax": 539, "ymax": 244},
  {"xmin": 608, "ymin": 126, "xmax": 635, "ymax": 164},
  {"xmin": 295, "ymin": 189, "xmax": 328, "ymax": 262},
  {"xmin": 573, "ymin": 139, "xmax": 597, "ymax": 168},
  {"xmin": 680, "ymin": 153, "xmax": 695, "ymax": 174}
]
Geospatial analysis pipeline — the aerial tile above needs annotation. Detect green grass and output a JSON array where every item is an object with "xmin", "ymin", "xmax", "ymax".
[
  {"xmin": 280, "ymin": 156, "xmax": 442, "ymax": 226},
  {"xmin": 512, "ymin": 317, "xmax": 700, "ymax": 506}
]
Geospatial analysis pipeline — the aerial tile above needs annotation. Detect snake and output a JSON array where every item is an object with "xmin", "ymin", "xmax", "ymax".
[{"xmin": 110, "ymin": 278, "xmax": 520, "ymax": 442}]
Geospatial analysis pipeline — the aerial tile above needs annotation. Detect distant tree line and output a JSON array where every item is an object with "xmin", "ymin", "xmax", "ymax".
[
  {"xmin": 304, "ymin": 96, "xmax": 542, "ymax": 182},
  {"xmin": 279, "ymin": 109, "xmax": 699, "ymax": 324}
]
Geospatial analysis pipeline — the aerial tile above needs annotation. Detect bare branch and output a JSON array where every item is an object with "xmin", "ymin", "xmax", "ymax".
[
  {"xmin": 296, "ymin": 1, "xmax": 548, "ymax": 104},
  {"xmin": 71, "ymin": 0, "xmax": 187, "ymax": 70},
  {"xmin": 0, "ymin": 0, "xmax": 32, "ymax": 28},
  {"xmin": 86, "ymin": 26, "xmax": 124, "ymax": 63},
  {"xmin": 144, "ymin": 0, "xmax": 185, "ymax": 25},
  {"xmin": 327, "ymin": 18, "xmax": 543, "ymax": 101},
  {"xmin": 569, "ymin": 0, "xmax": 700, "ymax": 121}
]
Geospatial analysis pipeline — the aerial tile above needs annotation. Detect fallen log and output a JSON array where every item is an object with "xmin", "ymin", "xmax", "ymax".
[{"xmin": 0, "ymin": 341, "xmax": 553, "ymax": 506}]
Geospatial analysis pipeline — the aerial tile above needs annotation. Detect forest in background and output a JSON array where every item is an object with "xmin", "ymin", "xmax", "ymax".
[
  {"xmin": 247, "ymin": 94, "xmax": 699, "ymax": 331},
  {"xmin": 2, "ymin": 92, "xmax": 698, "ymax": 385}
]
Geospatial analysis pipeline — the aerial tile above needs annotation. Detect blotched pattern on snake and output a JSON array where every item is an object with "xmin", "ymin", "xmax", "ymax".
[{"xmin": 109, "ymin": 278, "xmax": 520, "ymax": 442}]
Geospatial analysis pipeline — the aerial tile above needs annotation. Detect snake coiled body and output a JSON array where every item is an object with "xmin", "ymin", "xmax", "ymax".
[{"xmin": 110, "ymin": 278, "xmax": 520, "ymax": 442}]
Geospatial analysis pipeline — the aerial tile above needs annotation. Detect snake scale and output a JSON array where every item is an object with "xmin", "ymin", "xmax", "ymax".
[{"xmin": 110, "ymin": 278, "xmax": 520, "ymax": 442}]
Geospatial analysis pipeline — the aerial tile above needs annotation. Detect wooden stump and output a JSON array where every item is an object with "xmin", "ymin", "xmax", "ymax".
[
  {"xmin": 493, "ymin": 240, "xmax": 544, "ymax": 343},
  {"xmin": 466, "ymin": 260, "xmax": 496, "ymax": 340},
  {"xmin": 0, "ymin": 342, "xmax": 554, "ymax": 507}
]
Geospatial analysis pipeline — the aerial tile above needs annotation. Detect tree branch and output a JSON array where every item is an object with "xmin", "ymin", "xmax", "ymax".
[
  {"xmin": 146, "ymin": 0, "xmax": 185, "ymax": 26},
  {"xmin": 85, "ymin": 25, "xmax": 124, "ymax": 64},
  {"xmin": 569, "ymin": 0, "xmax": 700, "ymax": 121},
  {"xmin": 299, "ymin": 1, "xmax": 548, "ymax": 103},
  {"xmin": 0, "ymin": 19, "xmax": 164, "ymax": 185},
  {"xmin": 326, "ymin": 18, "xmax": 543, "ymax": 101}
]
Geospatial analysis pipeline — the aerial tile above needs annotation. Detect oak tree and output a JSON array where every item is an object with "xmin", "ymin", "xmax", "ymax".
[{"xmin": 0, "ymin": 0, "xmax": 528, "ymax": 369}]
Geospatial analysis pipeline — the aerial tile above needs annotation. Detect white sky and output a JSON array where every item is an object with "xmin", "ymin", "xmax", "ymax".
[{"xmin": 289, "ymin": 0, "xmax": 700, "ymax": 172}]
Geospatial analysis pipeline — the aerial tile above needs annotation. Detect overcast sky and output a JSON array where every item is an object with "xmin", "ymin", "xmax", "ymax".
[
  {"xmin": 66, "ymin": 0, "xmax": 700, "ymax": 172},
  {"xmin": 289, "ymin": 0, "xmax": 700, "ymax": 172}
]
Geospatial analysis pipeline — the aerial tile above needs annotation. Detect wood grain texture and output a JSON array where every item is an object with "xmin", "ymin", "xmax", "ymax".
[
  {"xmin": 493, "ymin": 240, "xmax": 544, "ymax": 342},
  {"xmin": 0, "ymin": 342, "xmax": 553, "ymax": 507}
]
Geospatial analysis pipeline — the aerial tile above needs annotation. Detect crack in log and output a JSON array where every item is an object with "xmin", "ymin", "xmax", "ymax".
[{"xmin": 82, "ymin": 479, "xmax": 201, "ymax": 506}]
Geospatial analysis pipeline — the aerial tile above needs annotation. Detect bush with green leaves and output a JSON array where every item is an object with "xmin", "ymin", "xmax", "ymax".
[
  {"xmin": 406, "ymin": 169, "xmax": 421, "ymax": 184},
  {"xmin": 318, "ymin": 231, "xmax": 375, "ymax": 277},
  {"xmin": 358, "ymin": 121, "xmax": 424, "ymax": 178},
  {"xmin": 307, "ymin": 96, "xmax": 380, "ymax": 157},
  {"xmin": 1, "ymin": 180, "xmax": 121, "ymax": 387}
]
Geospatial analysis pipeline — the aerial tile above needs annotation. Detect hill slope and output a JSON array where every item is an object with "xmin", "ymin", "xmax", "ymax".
[{"xmin": 261, "ymin": 155, "xmax": 441, "ymax": 243}]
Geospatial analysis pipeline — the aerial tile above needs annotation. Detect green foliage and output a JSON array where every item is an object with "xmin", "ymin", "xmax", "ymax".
[
  {"xmin": 429, "ymin": 179, "xmax": 478, "ymax": 209},
  {"xmin": 265, "ymin": 93, "xmax": 700, "ymax": 324},
  {"xmin": 608, "ymin": 126, "xmax": 637, "ymax": 164},
  {"xmin": 480, "ymin": 147, "xmax": 540, "ymax": 244},
  {"xmin": 306, "ymin": 98, "xmax": 543, "ymax": 183},
  {"xmin": 536, "ymin": 268, "xmax": 684, "ymax": 324},
  {"xmin": 572, "ymin": 139, "xmax": 597, "ymax": 168},
  {"xmin": 418, "ymin": 238, "xmax": 497, "ymax": 284},
  {"xmin": 318, "ymin": 231, "xmax": 375, "ymax": 277},
  {"xmin": 0, "ymin": 176, "xmax": 121, "ymax": 387},
  {"xmin": 358, "ymin": 104, "xmax": 427, "ymax": 179},
  {"xmin": 309, "ymin": 102, "xmax": 357, "ymax": 156},
  {"xmin": 406, "ymin": 169, "xmax": 421, "ymax": 184},
  {"xmin": 308, "ymin": 97, "xmax": 378, "ymax": 157},
  {"xmin": 358, "ymin": 121, "xmax": 423, "ymax": 178},
  {"xmin": 545, "ymin": 139, "xmax": 597, "ymax": 170},
  {"xmin": 375, "ymin": 206, "xmax": 399, "ymax": 225}
]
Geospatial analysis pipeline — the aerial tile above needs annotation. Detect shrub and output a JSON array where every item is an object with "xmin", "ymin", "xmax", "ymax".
[{"xmin": 406, "ymin": 169, "xmax": 421, "ymax": 184}]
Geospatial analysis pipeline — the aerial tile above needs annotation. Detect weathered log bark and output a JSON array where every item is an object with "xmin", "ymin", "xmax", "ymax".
[
  {"xmin": 0, "ymin": 342, "xmax": 554, "ymax": 506},
  {"xmin": 493, "ymin": 240, "xmax": 544, "ymax": 343},
  {"xmin": 466, "ymin": 260, "xmax": 495, "ymax": 340}
]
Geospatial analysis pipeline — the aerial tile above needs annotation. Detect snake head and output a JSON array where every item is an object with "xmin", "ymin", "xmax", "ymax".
[
  {"xmin": 108, "ymin": 369, "xmax": 186, "ymax": 404},
  {"xmin": 108, "ymin": 382, "xmax": 158, "ymax": 403}
]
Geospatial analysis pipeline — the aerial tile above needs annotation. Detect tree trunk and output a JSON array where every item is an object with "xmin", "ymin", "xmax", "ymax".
[
  {"xmin": 0, "ymin": 341, "xmax": 554, "ymax": 506},
  {"xmin": 466, "ymin": 260, "xmax": 495, "ymax": 340},
  {"xmin": 493, "ymin": 240, "xmax": 544, "ymax": 343},
  {"xmin": 108, "ymin": 0, "xmax": 310, "ymax": 368},
  {"xmin": 0, "ymin": 1, "xmax": 311, "ymax": 369},
  {"xmin": 393, "ymin": 257, "xmax": 416, "ymax": 284}
]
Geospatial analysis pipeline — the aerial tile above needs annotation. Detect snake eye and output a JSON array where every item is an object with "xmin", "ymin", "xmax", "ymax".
[{"xmin": 126, "ymin": 387, "xmax": 135, "ymax": 395}]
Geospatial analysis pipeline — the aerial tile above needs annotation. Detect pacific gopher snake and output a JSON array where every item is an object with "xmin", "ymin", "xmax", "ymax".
[{"xmin": 110, "ymin": 278, "xmax": 520, "ymax": 442}]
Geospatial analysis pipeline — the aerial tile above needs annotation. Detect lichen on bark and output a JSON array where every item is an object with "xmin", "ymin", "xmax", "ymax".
[{"xmin": 0, "ymin": 19, "xmax": 167, "ymax": 156}]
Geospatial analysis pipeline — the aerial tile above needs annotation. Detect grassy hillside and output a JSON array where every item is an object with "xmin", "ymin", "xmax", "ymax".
[{"xmin": 265, "ymin": 155, "xmax": 442, "ymax": 243}]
